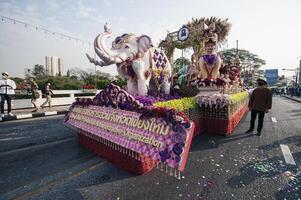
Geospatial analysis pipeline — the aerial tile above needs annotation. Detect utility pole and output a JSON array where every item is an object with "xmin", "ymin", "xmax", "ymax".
[{"xmin": 299, "ymin": 59, "xmax": 301, "ymax": 85}]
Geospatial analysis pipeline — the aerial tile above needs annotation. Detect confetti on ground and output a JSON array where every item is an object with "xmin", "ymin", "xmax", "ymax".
[{"xmin": 284, "ymin": 171, "xmax": 292, "ymax": 177}]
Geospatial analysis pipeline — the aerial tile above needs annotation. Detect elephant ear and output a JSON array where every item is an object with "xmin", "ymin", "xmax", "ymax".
[{"xmin": 137, "ymin": 35, "xmax": 153, "ymax": 53}]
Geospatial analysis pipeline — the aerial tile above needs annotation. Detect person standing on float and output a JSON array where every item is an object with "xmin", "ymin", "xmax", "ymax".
[{"xmin": 197, "ymin": 23, "xmax": 222, "ymax": 80}]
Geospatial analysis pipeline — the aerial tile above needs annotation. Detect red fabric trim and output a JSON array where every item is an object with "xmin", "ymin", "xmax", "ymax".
[
  {"xmin": 199, "ymin": 105, "xmax": 248, "ymax": 135},
  {"xmin": 77, "ymin": 130, "xmax": 157, "ymax": 175}
]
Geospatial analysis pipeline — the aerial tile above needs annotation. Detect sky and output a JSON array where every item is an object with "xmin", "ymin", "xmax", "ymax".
[{"xmin": 0, "ymin": 0, "xmax": 301, "ymax": 78}]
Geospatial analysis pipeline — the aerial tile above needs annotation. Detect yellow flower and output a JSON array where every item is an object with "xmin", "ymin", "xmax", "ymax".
[{"xmin": 154, "ymin": 97, "xmax": 196, "ymax": 111}]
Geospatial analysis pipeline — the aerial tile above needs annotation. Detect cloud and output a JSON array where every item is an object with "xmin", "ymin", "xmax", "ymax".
[
  {"xmin": 46, "ymin": 0, "xmax": 61, "ymax": 11},
  {"xmin": 100, "ymin": 0, "xmax": 111, "ymax": 7},
  {"xmin": 75, "ymin": 1, "xmax": 96, "ymax": 19}
]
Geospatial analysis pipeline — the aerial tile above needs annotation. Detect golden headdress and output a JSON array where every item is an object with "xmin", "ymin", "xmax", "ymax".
[{"xmin": 203, "ymin": 23, "xmax": 218, "ymax": 44}]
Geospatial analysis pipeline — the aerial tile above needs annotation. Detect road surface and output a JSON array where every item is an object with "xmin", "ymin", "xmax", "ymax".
[{"xmin": 0, "ymin": 96, "xmax": 300, "ymax": 200}]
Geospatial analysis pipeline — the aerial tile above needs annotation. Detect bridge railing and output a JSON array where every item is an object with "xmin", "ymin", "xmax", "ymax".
[{"xmin": 1, "ymin": 90, "xmax": 101, "ymax": 110}]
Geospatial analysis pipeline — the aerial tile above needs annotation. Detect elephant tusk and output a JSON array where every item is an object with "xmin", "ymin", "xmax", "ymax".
[{"xmin": 85, "ymin": 53, "xmax": 112, "ymax": 67}]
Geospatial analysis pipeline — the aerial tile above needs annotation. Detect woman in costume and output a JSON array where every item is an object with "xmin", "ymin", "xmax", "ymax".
[{"xmin": 197, "ymin": 23, "xmax": 222, "ymax": 80}]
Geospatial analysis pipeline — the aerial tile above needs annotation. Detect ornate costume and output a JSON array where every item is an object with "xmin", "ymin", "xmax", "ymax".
[{"xmin": 197, "ymin": 22, "xmax": 222, "ymax": 80}]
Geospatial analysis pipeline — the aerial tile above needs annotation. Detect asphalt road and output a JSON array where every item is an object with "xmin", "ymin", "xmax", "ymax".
[{"xmin": 0, "ymin": 96, "xmax": 300, "ymax": 200}]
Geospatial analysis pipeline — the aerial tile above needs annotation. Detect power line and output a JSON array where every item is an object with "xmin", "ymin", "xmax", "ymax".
[{"xmin": 1, "ymin": 15, "xmax": 92, "ymax": 46}]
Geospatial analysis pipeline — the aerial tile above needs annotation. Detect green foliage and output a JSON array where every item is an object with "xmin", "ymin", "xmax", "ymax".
[
  {"xmin": 173, "ymin": 57, "xmax": 191, "ymax": 74},
  {"xmin": 34, "ymin": 76, "xmax": 84, "ymax": 90},
  {"xmin": 19, "ymin": 64, "xmax": 120, "ymax": 90},
  {"xmin": 247, "ymin": 80, "xmax": 255, "ymax": 87},
  {"xmin": 222, "ymin": 48, "xmax": 266, "ymax": 69},
  {"xmin": 96, "ymin": 79, "xmax": 110, "ymax": 89},
  {"xmin": 114, "ymin": 76, "xmax": 127, "ymax": 88},
  {"xmin": 10, "ymin": 77, "xmax": 24, "ymax": 84},
  {"xmin": 32, "ymin": 64, "xmax": 46, "ymax": 78}
]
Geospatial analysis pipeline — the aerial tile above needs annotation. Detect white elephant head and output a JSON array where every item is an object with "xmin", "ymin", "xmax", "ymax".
[{"xmin": 86, "ymin": 24, "xmax": 171, "ymax": 96}]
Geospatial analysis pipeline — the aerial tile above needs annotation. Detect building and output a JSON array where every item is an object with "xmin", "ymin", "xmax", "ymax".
[
  {"xmin": 265, "ymin": 69, "xmax": 278, "ymax": 86},
  {"xmin": 45, "ymin": 56, "xmax": 63, "ymax": 76}
]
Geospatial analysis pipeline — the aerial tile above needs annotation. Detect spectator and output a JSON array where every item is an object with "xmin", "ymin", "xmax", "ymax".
[
  {"xmin": 245, "ymin": 78, "xmax": 272, "ymax": 136},
  {"xmin": 28, "ymin": 78, "xmax": 40, "ymax": 112},
  {"xmin": 0, "ymin": 72, "xmax": 16, "ymax": 118},
  {"xmin": 40, "ymin": 82, "xmax": 53, "ymax": 109}
]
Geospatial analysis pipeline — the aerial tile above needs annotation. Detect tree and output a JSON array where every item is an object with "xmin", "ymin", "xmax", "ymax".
[
  {"xmin": 66, "ymin": 70, "xmax": 70, "ymax": 77},
  {"xmin": 32, "ymin": 64, "xmax": 46, "ymax": 78},
  {"xmin": 10, "ymin": 77, "xmax": 24, "ymax": 84},
  {"xmin": 222, "ymin": 48, "xmax": 266, "ymax": 69},
  {"xmin": 96, "ymin": 79, "xmax": 110, "ymax": 89},
  {"xmin": 69, "ymin": 67, "xmax": 91, "ymax": 80},
  {"xmin": 24, "ymin": 68, "xmax": 32, "ymax": 79},
  {"xmin": 173, "ymin": 57, "xmax": 191, "ymax": 74}
]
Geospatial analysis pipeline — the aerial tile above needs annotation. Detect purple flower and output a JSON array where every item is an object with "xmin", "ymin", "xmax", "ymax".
[
  {"xmin": 172, "ymin": 133, "xmax": 186, "ymax": 143},
  {"xmin": 159, "ymin": 148, "xmax": 171, "ymax": 162},
  {"xmin": 172, "ymin": 143, "xmax": 184, "ymax": 156},
  {"xmin": 174, "ymin": 155, "xmax": 181, "ymax": 163}
]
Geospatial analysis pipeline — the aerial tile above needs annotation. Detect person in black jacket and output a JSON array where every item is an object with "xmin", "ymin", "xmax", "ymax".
[{"xmin": 245, "ymin": 78, "xmax": 272, "ymax": 136}]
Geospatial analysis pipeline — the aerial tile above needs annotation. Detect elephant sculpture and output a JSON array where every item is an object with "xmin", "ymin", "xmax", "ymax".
[{"xmin": 86, "ymin": 24, "xmax": 171, "ymax": 96}]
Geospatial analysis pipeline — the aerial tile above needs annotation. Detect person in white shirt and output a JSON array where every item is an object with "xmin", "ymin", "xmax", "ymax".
[{"xmin": 0, "ymin": 72, "xmax": 16, "ymax": 117}]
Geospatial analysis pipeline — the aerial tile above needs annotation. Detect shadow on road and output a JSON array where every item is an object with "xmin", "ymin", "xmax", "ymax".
[
  {"xmin": 258, "ymin": 136, "xmax": 301, "ymax": 151},
  {"xmin": 190, "ymin": 132, "xmax": 253, "ymax": 152}
]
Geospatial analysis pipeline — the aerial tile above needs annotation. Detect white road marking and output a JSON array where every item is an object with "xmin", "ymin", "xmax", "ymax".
[
  {"xmin": 16, "ymin": 114, "xmax": 32, "ymax": 119},
  {"xmin": 271, "ymin": 117, "xmax": 277, "ymax": 123},
  {"xmin": 280, "ymin": 144, "xmax": 296, "ymax": 165},
  {"xmin": 45, "ymin": 111, "xmax": 57, "ymax": 116},
  {"xmin": 0, "ymin": 136, "xmax": 27, "ymax": 141}
]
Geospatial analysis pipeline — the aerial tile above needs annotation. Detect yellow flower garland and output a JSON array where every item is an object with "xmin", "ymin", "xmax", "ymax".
[{"xmin": 154, "ymin": 97, "xmax": 196, "ymax": 112}]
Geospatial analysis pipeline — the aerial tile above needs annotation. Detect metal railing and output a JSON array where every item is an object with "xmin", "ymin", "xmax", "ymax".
[{"xmin": 1, "ymin": 90, "xmax": 100, "ymax": 110}]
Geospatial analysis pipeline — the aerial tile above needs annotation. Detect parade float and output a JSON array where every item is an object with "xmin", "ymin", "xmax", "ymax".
[
  {"xmin": 158, "ymin": 17, "xmax": 248, "ymax": 135},
  {"xmin": 64, "ymin": 17, "xmax": 249, "ymax": 176}
]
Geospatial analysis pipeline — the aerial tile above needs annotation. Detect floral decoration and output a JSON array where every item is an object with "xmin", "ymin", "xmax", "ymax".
[
  {"xmin": 153, "ymin": 97, "xmax": 197, "ymax": 112},
  {"xmin": 82, "ymin": 84, "xmax": 96, "ymax": 89},
  {"xmin": 196, "ymin": 93, "xmax": 230, "ymax": 109}
]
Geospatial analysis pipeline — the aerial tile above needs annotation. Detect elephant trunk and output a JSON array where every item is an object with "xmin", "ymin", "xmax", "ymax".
[{"xmin": 94, "ymin": 31, "xmax": 124, "ymax": 65}]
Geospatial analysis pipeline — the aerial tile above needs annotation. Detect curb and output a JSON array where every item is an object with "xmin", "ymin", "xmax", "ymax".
[
  {"xmin": 282, "ymin": 95, "xmax": 301, "ymax": 103},
  {"xmin": 0, "ymin": 110, "xmax": 68, "ymax": 122}
]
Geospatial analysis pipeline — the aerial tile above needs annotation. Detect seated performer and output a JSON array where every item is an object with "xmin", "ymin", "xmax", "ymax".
[
  {"xmin": 186, "ymin": 54, "xmax": 199, "ymax": 86},
  {"xmin": 197, "ymin": 23, "xmax": 222, "ymax": 80}
]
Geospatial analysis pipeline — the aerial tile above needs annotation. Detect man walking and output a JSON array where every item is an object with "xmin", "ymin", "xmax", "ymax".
[
  {"xmin": 40, "ymin": 82, "xmax": 53, "ymax": 109},
  {"xmin": 0, "ymin": 72, "xmax": 16, "ymax": 118},
  {"xmin": 246, "ymin": 78, "xmax": 272, "ymax": 136},
  {"xmin": 28, "ymin": 78, "xmax": 40, "ymax": 112}
]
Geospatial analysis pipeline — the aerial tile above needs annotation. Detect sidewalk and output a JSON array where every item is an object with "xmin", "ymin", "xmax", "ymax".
[
  {"xmin": 282, "ymin": 95, "xmax": 301, "ymax": 103},
  {"xmin": 0, "ymin": 105, "xmax": 70, "ymax": 122}
]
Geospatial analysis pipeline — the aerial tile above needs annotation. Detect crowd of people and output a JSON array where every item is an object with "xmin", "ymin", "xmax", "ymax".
[
  {"xmin": 270, "ymin": 86, "xmax": 301, "ymax": 97},
  {"xmin": 0, "ymin": 71, "xmax": 53, "ymax": 118}
]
